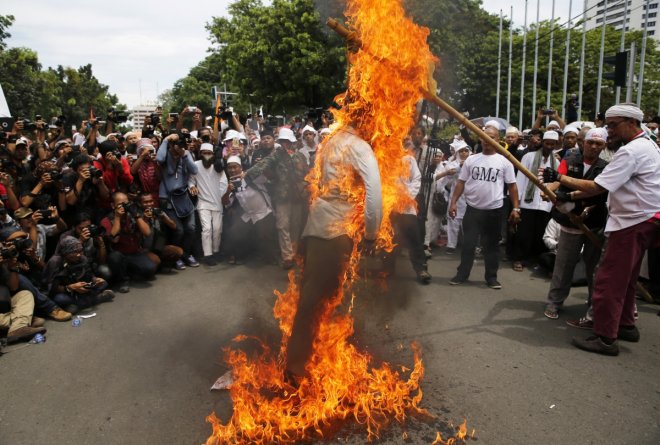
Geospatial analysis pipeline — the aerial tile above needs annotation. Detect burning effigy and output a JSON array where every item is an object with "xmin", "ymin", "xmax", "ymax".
[{"xmin": 205, "ymin": 1, "xmax": 470, "ymax": 443}]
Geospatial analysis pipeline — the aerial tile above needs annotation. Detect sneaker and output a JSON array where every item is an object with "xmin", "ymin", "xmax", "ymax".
[
  {"xmin": 449, "ymin": 276, "xmax": 465, "ymax": 285},
  {"xmin": 571, "ymin": 335, "xmax": 619, "ymax": 356},
  {"xmin": 424, "ymin": 246, "xmax": 432, "ymax": 259},
  {"xmin": 566, "ymin": 317, "xmax": 593, "ymax": 330},
  {"xmin": 6, "ymin": 326, "xmax": 46, "ymax": 344},
  {"xmin": 617, "ymin": 325, "xmax": 640, "ymax": 342},
  {"xmin": 487, "ymin": 280, "xmax": 502, "ymax": 289},
  {"xmin": 445, "ymin": 247, "xmax": 456, "ymax": 255},
  {"xmin": 416, "ymin": 270, "xmax": 432, "ymax": 284},
  {"xmin": 174, "ymin": 259, "xmax": 186, "ymax": 270},
  {"xmin": 118, "ymin": 281, "xmax": 130, "ymax": 293},
  {"xmin": 48, "ymin": 307, "xmax": 72, "ymax": 322},
  {"xmin": 185, "ymin": 255, "xmax": 200, "ymax": 267}
]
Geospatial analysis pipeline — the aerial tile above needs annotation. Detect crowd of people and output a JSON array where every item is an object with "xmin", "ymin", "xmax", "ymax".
[{"xmin": 0, "ymin": 102, "xmax": 658, "ymax": 357}]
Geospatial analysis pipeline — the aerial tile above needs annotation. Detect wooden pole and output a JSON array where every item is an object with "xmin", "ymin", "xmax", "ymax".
[{"xmin": 325, "ymin": 18, "xmax": 655, "ymax": 303}]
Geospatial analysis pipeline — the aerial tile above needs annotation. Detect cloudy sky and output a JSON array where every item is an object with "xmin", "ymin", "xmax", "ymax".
[{"xmin": 3, "ymin": 0, "xmax": 579, "ymax": 109}]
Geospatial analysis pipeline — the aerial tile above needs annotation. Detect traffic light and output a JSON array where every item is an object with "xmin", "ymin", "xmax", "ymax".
[{"xmin": 603, "ymin": 51, "xmax": 628, "ymax": 87}]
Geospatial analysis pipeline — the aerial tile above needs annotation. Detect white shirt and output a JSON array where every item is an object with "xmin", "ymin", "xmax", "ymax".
[
  {"xmin": 189, "ymin": 161, "xmax": 228, "ymax": 212},
  {"xmin": 517, "ymin": 151, "xmax": 555, "ymax": 212},
  {"xmin": 457, "ymin": 152, "xmax": 516, "ymax": 210},
  {"xmin": 303, "ymin": 127, "xmax": 383, "ymax": 240},
  {"xmin": 299, "ymin": 144, "xmax": 317, "ymax": 166},
  {"xmin": 436, "ymin": 159, "xmax": 466, "ymax": 214},
  {"xmin": 543, "ymin": 218, "xmax": 561, "ymax": 252},
  {"xmin": 227, "ymin": 176, "xmax": 272, "ymax": 224},
  {"xmin": 401, "ymin": 155, "xmax": 421, "ymax": 215},
  {"xmin": 594, "ymin": 134, "xmax": 660, "ymax": 233}
]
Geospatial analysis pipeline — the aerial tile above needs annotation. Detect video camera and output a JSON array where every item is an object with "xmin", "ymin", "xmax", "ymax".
[{"xmin": 108, "ymin": 108, "xmax": 129, "ymax": 123}]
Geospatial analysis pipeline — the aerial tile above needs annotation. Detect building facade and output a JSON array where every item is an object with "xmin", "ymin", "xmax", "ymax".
[{"xmin": 585, "ymin": 0, "xmax": 660, "ymax": 38}]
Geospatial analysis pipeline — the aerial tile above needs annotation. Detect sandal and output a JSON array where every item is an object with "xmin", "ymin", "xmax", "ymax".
[
  {"xmin": 544, "ymin": 307, "xmax": 559, "ymax": 319},
  {"xmin": 512, "ymin": 261, "xmax": 524, "ymax": 272}
]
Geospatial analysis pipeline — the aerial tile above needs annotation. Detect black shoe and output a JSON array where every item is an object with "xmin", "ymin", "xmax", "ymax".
[
  {"xmin": 416, "ymin": 270, "xmax": 432, "ymax": 284},
  {"xmin": 487, "ymin": 280, "xmax": 502, "ymax": 289},
  {"xmin": 118, "ymin": 281, "xmax": 130, "ymax": 293},
  {"xmin": 617, "ymin": 326, "xmax": 640, "ymax": 342},
  {"xmin": 449, "ymin": 276, "xmax": 465, "ymax": 285},
  {"xmin": 445, "ymin": 247, "xmax": 456, "ymax": 255},
  {"xmin": 571, "ymin": 335, "xmax": 619, "ymax": 356},
  {"xmin": 203, "ymin": 256, "xmax": 218, "ymax": 266},
  {"xmin": 94, "ymin": 290, "xmax": 115, "ymax": 304}
]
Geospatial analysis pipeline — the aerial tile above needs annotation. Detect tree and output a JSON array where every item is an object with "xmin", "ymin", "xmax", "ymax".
[{"xmin": 0, "ymin": 14, "xmax": 14, "ymax": 51}]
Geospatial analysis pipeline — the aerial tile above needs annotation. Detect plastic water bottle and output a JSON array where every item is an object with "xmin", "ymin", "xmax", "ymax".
[
  {"xmin": 72, "ymin": 317, "xmax": 81, "ymax": 327},
  {"xmin": 31, "ymin": 333, "xmax": 45, "ymax": 344}
]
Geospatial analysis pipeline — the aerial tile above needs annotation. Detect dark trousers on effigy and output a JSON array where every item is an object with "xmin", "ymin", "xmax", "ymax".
[
  {"xmin": 286, "ymin": 235, "xmax": 353, "ymax": 375},
  {"xmin": 593, "ymin": 220, "xmax": 660, "ymax": 339},
  {"xmin": 382, "ymin": 213, "xmax": 428, "ymax": 273},
  {"xmin": 456, "ymin": 205, "xmax": 502, "ymax": 282}
]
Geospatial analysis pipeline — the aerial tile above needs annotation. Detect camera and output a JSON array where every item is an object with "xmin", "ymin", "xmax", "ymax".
[
  {"xmin": 47, "ymin": 169, "xmax": 63, "ymax": 181},
  {"xmin": 9, "ymin": 237, "xmax": 33, "ymax": 252},
  {"xmin": 83, "ymin": 282, "xmax": 96, "ymax": 290},
  {"xmin": 108, "ymin": 108, "xmax": 129, "ymax": 123},
  {"xmin": 230, "ymin": 176, "xmax": 242, "ymax": 190},
  {"xmin": 88, "ymin": 166, "xmax": 103, "ymax": 179},
  {"xmin": 216, "ymin": 107, "xmax": 233, "ymax": 121},
  {"xmin": 21, "ymin": 119, "xmax": 39, "ymax": 132},
  {"xmin": 187, "ymin": 106, "xmax": 197, "ymax": 113},
  {"xmin": 149, "ymin": 113, "xmax": 160, "ymax": 126},
  {"xmin": 36, "ymin": 208, "xmax": 56, "ymax": 219},
  {"xmin": 0, "ymin": 245, "xmax": 18, "ymax": 259},
  {"xmin": 177, "ymin": 131, "xmax": 191, "ymax": 145},
  {"xmin": 87, "ymin": 224, "xmax": 105, "ymax": 238},
  {"xmin": 152, "ymin": 207, "xmax": 164, "ymax": 218},
  {"xmin": 117, "ymin": 202, "xmax": 139, "ymax": 217},
  {"xmin": 168, "ymin": 113, "xmax": 179, "ymax": 122},
  {"xmin": 542, "ymin": 109, "xmax": 555, "ymax": 116}
]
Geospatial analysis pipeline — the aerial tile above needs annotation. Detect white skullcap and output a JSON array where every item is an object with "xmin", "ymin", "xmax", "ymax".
[
  {"xmin": 605, "ymin": 103, "xmax": 644, "ymax": 122},
  {"xmin": 522, "ymin": 129, "xmax": 531, "ymax": 135},
  {"xmin": 543, "ymin": 130, "xmax": 559, "ymax": 141},
  {"xmin": 547, "ymin": 120, "xmax": 560, "ymax": 129},
  {"xmin": 319, "ymin": 128, "xmax": 331, "ymax": 135},
  {"xmin": 585, "ymin": 128, "xmax": 608, "ymax": 142},
  {"xmin": 581, "ymin": 122, "xmax": 595, "ymax": 129},
  {"xmin": 505, "ymin": 126, "xmax": 520, "ymax": 135},
  {"xmin": 563, "ymin": 126, "xmax": 579, "ymax": 135},
  {"xmin": 484, "ymin": 120, "xmax": 503, "ymax": 131},
  {"xmin": 450, "ymin": 140, "xmax": 469, "ymax": 152},
  {"xmin": 200, "ymin": 143, "xmax": 214, "ymax": 152},
  {"xmin": 277, "ymin": 127, "xmax": 297, "ymax": 142},
  {"xmin": 223, "ymin": 129, "xmax": 241, "ymax": 142},
  {"xmin": 302, "ymin": 125, "xmax": 317, "ymax": 135},
  {"xmin": 226, "ymin": 155, "xmax": 242, "ymax": 165}
]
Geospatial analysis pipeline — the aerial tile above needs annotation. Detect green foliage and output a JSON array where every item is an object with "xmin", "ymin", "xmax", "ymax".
[
  {"xmin": 0, "ymin": 14, "xmax": 14, "ymax": 51},
  {"xmin": 167, "ymin": 0, "xmax": 346, "ymax": 117}
]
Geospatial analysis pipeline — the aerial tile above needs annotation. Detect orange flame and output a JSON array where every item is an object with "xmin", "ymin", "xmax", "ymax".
[{"xmin": 204, "ymin": 1, "xmax": 471, "ymax": 444}]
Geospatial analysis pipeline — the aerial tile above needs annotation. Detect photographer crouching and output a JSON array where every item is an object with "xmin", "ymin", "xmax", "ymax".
[
  {"xmin": 42, "ymin": 236, "xmax": 114, "ymax": 315},
  {"xmin": 139, "ymin": 193, "xmax": 184, "ymax": 271},
  {"xmin": 156, "ymin": 132, "xmax": 199, "ymax": 269},
  {"xmin": 55, "ymin": 212, "xmax": 110, "ymax": 282},
  {"xmin": 100, "ymin": 192, "xmax": 157, "ymax": 293}
]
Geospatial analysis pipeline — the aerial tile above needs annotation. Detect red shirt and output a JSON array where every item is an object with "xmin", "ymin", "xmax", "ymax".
[
  {"xmin": 100, "ymin": 215, "xmax": 141, "ymax": 255},
  {"xmin": 94, "ymin": 157, "xmax": 134, "ymax": 208}
]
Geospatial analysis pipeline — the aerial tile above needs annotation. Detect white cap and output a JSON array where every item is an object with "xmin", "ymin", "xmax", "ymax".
[
  {"xmin": 563, "ymin": 126, "xmax": 579, "ymax": 135},
  {"xmin": 223, "ymin": 129, "xmax": 242, "ymax": 142},
  {"xmin": 585, "ymin": 128, "xmax": 608, "ymax": 142},
  {"xmin": 226, "ymin": 155, "xmax": 242, "ymax": 165},
  {"xmin": 505, "ymin": 126, "xmax": 520, "ymax": 136},
  {"xmin": 450, "ymin": 140, "xmax": 469, "ymax": 152},
  {"xmin": 15, "ymin": 137, "xmax": 29, "ymax": 146},
  {"xmin": 200, "ymin": 143, "xmax": 214, "ymax": 153},
  {"xmin": 302, "ymin": 125, "xmax": 317, "ymax": 135},
  {"xmin": 543, "ymin": 130, "xmax": 559, "ymax": 141},
  {"xmin": 277, "ymin": 127, "xmax": 297, "ymax": 142},
  {"xmin": 547, "ymin": 120, "xmax": 560, "ymax": 129},
  {"xmin": 319, "ymin": 128, "xmax": 332, "ymax": 135},
  {"xmin": 484, "ymin": 120, "xmax": 503, "ymax": 131}
]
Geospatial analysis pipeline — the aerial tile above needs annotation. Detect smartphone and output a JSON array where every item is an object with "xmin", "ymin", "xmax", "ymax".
[
  {"xmin": 232, "ymin": 138, "xmax": 240, "ymax": 149},
  {"xmin": 188, "ymin": 106, "xmax": 197, "ymax": 113},
  {"xmin": 169, "ymin": 113, "xmax": 179, "ymax": 121},
  {"xmin": 543, "ymin": 109, "xmax": 555, "ymax": 116}
]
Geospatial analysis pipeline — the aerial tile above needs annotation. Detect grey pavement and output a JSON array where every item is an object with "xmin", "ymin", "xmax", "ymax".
[{"xmin": 1, "ymin": 251, "xmax": 659, "ymax": 445}]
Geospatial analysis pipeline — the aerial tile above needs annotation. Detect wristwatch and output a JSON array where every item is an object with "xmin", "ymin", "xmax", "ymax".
[{"xmin": 513, "ymin": 208, "xmax": 521, "ymax": 212}]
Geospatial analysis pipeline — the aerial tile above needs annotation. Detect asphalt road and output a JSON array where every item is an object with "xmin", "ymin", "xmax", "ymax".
[{"xmin": 1, "ymin": 251, "xmax": 659, "ymax": 445}]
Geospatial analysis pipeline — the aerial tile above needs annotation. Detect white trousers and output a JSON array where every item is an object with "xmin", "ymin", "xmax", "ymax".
[{"xmin": 198, "ymin": 209, "xmax": 223, "ymax": 257}]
